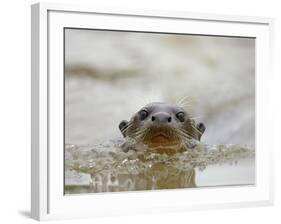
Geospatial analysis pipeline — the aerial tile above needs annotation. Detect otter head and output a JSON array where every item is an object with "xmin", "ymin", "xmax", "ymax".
[{"xmin": 119, "ymin": 102, "xmax": 205, "ymax": 150}]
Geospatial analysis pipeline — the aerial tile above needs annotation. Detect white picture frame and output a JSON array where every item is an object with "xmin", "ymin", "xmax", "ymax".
[{"xmin": 31, "ymin": 2, "xmax": 274, "ymax": 221}]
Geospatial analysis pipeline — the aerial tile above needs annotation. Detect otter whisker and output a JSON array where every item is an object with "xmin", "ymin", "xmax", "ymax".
[
  {"xmin": 121, "ymin": 123, "xmax": 133, "ymax": 132},
  {"xmin": 178, "ymin": 102, "xmax": 190, "ymax": 109},
  {"xmin": 176, "ymin": 95, "xmax": 191, "ymax": 106},
  {"xmin": 190, "ymin": 125, "xmax": 203, "ymax": 135},
  {"xmin": 177, "ymin": 128, "xmax": 193, "ymax": 136},
  {"xmin": 174, "ymin": 133, "xmax": 185, "ymax": 143},
  {"xmin": 177, "ymin": 129, "xmax": 197, "ymax": 139},
  {"xmin": 132, "ymin": 128, "xmax": 147, "ymax": 140},
  {"xmin": 133, "ymin": 128, "xmax": 146, "ymax": 136},
  {"xmin": 178, "ymin": 98, "xmax": 191, "ymax": 105},
  {"xmin": 175, "ymin": 129, "xmax": 193, "ymax": 139},
  {"xmin": 134, "ymin": 131, "xmax": 148, "ymax": 143},
  {"xmin": 179, "ymin": 102, "xmax": 192, "ymax": 108},
  {"xmin": 121, "ymin": 123, "xmax": 134, "ymax": 134},
  {"xmin": 140, "ymin": 130, "xmax": 149, "ymax": 143},
  {"xmin": 190, "ymin": 116, "xmax": 201, "ymax": 120},
  {"xmin": 184, "ymin": 131, "xmax": 197, "ymax": 139},
  {"xmin": 133, "ymin": 133, "xmax": 144, "ymax": 140},
  {"xmin": 176, "ymin": 134, "xmax": 192, "ymax": 144}
]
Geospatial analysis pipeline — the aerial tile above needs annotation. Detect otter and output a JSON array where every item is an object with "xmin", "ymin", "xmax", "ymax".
[{"xmin": 118, "ymin": 102, "xmax": 205, "ymax": 154}]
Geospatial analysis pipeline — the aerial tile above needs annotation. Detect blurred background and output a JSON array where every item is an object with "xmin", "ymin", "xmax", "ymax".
[{"xmin": 65, "ymin": 29, "xmax": 255, "ymax": 146}]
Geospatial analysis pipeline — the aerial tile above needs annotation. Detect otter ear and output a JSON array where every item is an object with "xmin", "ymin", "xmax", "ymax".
[
  {"xmin": 119, "ymin": 120, "xmax": 129, "ymax": 137},
  {"xmin": 196, "ymin": 122, "xmax": 206, "ymax": 140}
]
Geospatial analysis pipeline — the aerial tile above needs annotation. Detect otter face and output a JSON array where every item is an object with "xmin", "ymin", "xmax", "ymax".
[{"xmin": 119, "ymin": 102, "xmax": 205, "ymax": 149}]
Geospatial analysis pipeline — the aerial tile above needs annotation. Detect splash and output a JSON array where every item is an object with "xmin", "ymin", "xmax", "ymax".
[{"xmin": 65, "ymin": 139, "xmax": 254, "ymax": 194}]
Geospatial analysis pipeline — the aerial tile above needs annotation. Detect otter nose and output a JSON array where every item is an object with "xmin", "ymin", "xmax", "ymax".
[{"xmin": 151, "ymin": 112, "xmax": 172, "ymax": 123}]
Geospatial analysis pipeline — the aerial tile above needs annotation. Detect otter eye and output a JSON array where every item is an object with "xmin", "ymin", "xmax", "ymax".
[
  {"xmin": 139, "ymin": 110, "xmax": 149, "ymax": 120},
  {"xmin": 176, "ymin": 112, "xmax": 185, "ymax": 122}
]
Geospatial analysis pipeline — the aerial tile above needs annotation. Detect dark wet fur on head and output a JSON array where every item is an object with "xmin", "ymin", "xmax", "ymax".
[{"xmin": 119, "ymin": 102, "xmax": 205, "ymax": 150}]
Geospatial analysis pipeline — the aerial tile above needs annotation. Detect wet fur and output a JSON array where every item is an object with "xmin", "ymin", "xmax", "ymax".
[{"xmin": 119, "ymin": 102, "xmax": 205, "ymax": 152}]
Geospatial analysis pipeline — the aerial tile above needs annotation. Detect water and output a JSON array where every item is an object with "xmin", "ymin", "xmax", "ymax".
[
  {"xmin": 64, "ymin": 29, "xmax": 255, "ymax": 194},
  {"xmin": 64, "ymin": 141, "xmax": 255, "ymax": 194}
]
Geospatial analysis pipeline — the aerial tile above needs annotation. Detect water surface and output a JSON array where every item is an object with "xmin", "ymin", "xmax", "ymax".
[{"xmin": 65, "ymin": 141, "xmax": 254, "ymax": 194}]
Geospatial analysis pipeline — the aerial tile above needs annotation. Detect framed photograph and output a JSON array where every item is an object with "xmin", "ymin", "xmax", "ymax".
[{"xmin": 31, "ymin": 2, "xmax": 274, "ymax": 221}]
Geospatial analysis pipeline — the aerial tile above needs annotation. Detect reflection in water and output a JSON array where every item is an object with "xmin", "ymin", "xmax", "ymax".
[{"xmin": 64, "ymin": 140, "xmax": 254, "ymax": 194}]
